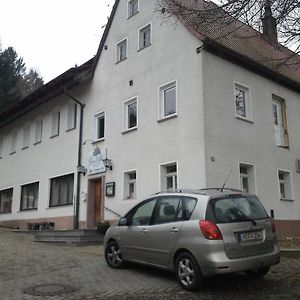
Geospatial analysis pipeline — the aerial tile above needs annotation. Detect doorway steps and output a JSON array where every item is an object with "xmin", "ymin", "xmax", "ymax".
[{"xmin": 34, "ymin": 229, "xmax": 104, "ymax": 246}]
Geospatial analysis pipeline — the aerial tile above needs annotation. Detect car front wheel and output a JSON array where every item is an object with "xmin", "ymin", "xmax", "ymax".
[
  {"xmin": 246, "ymin": 266, "xmax": 270, "ymax": 279},
  {"xmin": 105, "ymin": 241, "xmax": 124, "ymax": 269},
  {"xmin": 175, "ymin": 252, "xmax": 204, "ymax": 291}
]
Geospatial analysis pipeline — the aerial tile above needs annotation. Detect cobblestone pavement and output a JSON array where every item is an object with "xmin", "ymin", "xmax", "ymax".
[{"xmin": 0, "ymin": 228, "xmax": 299, "ymax": 300}]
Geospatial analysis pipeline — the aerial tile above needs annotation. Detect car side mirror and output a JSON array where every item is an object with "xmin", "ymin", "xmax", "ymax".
[{"xmin": 119, "ymin": 217, "xmax": 128, "ymax": 226}]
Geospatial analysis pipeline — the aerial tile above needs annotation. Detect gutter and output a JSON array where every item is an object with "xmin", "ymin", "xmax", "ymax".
[{"xmin": 64, "ymin": 89, "xmax": 85, "ymax": 230}]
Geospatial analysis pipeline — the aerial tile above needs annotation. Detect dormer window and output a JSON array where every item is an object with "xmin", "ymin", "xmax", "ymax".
[{"xmin": 128, "ymin": 0, "xmax": 139, "ymax": 18}]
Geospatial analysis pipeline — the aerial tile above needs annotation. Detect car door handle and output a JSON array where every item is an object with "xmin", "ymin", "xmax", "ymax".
[
  {"xmin": 170, "ymin": 228, "xmax": 179, "ymax": 233},
  {"xmin": 141, "ymin": 228, "xmax": 148, "ymax": 234}
]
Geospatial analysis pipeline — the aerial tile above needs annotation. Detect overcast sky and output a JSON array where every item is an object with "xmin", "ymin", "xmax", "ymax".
[{"xmin": 0, "ymin": 0, "xmax": 115, "ymax": 83}]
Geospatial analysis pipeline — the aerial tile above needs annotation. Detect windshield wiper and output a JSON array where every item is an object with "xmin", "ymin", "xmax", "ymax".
[{"xmin": 229, "ymin": 218, "xmax": 257, "ymax": 225}]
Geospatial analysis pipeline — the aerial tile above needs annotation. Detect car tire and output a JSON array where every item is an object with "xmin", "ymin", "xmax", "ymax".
[
  {"xmin": 175, "ymin": 252, "xmax": 204, "ymax": 291},
  {"xmin": 105, "ymin": 241, "xmax": 124, "ymax": 269},
  {"xmin": 246, "ymin": 266, "xmax": 270, "ymax": 279}
]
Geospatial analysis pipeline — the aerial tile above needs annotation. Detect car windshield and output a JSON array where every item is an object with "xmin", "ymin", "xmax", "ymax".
[{"xmin": 206, "ymin": 195, "xmax": 268, "ymax": 224}]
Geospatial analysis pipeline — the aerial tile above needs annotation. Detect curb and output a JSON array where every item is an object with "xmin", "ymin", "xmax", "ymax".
[{"xmin": 280, "ymin": 249, "xmax": 300, "ymax": 258}]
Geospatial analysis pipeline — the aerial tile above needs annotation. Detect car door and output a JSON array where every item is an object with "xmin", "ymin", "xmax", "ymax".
[
  {"xmin": 120, "ymin": 197, "xmax": 157, "ymax": 262},
  {"xmin": 138, "ymin": 196, "xmax": 184, "ymax": 267}
]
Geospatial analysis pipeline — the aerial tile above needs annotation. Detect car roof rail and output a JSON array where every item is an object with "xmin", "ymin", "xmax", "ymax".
[
  {"xmin": 155, "ymin": 189, "xmax": 206, "ymax": 195},
  {"xmin": 199, "ymin": 187, "xmax": 242, "ymax": 193}
]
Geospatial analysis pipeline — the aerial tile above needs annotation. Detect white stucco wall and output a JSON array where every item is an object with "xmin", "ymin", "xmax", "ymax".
[{"xmin": 202, "ymin": 51, "xmax": 300, "ymax": 220}]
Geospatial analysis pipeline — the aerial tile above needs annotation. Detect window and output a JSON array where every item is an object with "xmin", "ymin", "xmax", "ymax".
[
  {"xmin": 66, "ymin": 103, "xmax": 77, "ymax": 131},
  {"xmin": 34, "ymin": 120, "xmax": 43, "ymax": 144},
  {"xmin": 239, "ymin": 163, "xmax": 255, "ymax": 194},
  {"xmin": 235, "ymin": 83, "xmax": 251, "ymax": 120},
  {"xmin": 131, "ymin": 198, "xmax": 156, "ymax": 226},
  {"xmin": 50, "ymin": 174, "xmax": 74, "ymax": 207},
  {"xmin": 10, "ymin": 131, "xmax": 17, "ymax": 154},
  {"xmin": 0, "ymin": 136, "xmax": 3, "ymax": 158},
  {"xmin": 128, "ymin": 0, "xmax": 139, "ymax": 18},
  {"xmin": 159, "ymin": 81, "xmax": 177, "ymax": 119},
  {"xmin": 278, "ymin": 170, "xmax": 292, "ymax": 200},
  {"xmin": 152, "ymin": 196, "xmax": 181, "ymax": 224},
  {"xmin": 51, "ymin": 111, "xmax": 60, "ymax": 137},
  {"xmin": 22, "ymin": 124, "xmax": 30, "ymax": 149},
  {"xmin": 117, "ymin": 39, "xmax": 127, "ymax": 63},
  {"xmin": 124, "ymin": 170, "xmax": 137, "ymax": 199},
  {"xmin": 20, "ymin": 182, "xmax": 39, "ymax": 210},
  {"xmin": 161, "ymin": 162, "xmax": 178, "ymax": 191},
  {"xmin": 272, "ymin": 95, "xmax": 289, "ymax": 147},
  {"xmin": 95, "ymin": 112, "xmax": 105, "ymax": 140},
  {"xmin": 139, "ymin": 24, "xmax": 151, "ymax": 50},
  {"xmin": 123, "ymin": 98, "xmax": 137, "ymax": 131},
  {"xmin": 0, "ymin": 188, "xmax": 13, "ymax": 213}
]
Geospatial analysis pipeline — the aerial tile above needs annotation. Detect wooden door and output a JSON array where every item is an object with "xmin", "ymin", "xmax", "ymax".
[{"xmin": 94, "ymin": 179, "xmax": 102, "ymax": 225}]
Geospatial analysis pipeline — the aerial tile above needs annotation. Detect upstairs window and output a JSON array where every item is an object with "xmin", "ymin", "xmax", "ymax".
[
  {"xmin": 159, "ymin": 81, "xmax": 177, "ymax": 119},
  {"xmin": 272, "ymin": 95, "xmax": 289, "ymax": 148},
  {"xmin": 139, "ymin": 24, "xmax": 151, "ymax": 50},
  {"xmin": 0, "ymin": 136, "xmax": 3, "ymax": 158},
  {"xmin": 66, "ymin": 103, "xmax": 77, "ymax": 131},
  {"xmin": 34, "ymin": 120, "xmax": 43, "ymax": 144},
  {"xmin": 123, "ymin": 98, "xmax": 137, "ymax": 132},
  {"xmin": 51, "ymin": 111, "xmax": 60, "ymax": 138},
  {"xmin": 22, "ymin": 124, "xmax": 30, "ymax": 149},
  {"xmin": 117, "ymin": 39, "xmax": 127, "ymax": 63},
  {"xmin": 20, "ymin": 182, "xmax": 39, "ymax": 211},
  {"xmin": 95, "ymin": 111, "xmax": 105, "ymax": 141},
  {"xmin": 128, "ymin": 0, "xmax": 139, "ymax": 18},
  {"xmin": 235, "ymin": 83, "xmax": 252, "ymax": 121},
  {"xmin": 0, "ymin": 188, "xmax": 13, "ymax": 213},
  {"xmin": 10, "ymin": 131, "xmax": 17, "ymax": 154}
]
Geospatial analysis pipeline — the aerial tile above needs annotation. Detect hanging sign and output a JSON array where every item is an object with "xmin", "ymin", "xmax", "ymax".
[{"xmin": 88, "ymin": 147, "xmax": 106, "ymax": 175}]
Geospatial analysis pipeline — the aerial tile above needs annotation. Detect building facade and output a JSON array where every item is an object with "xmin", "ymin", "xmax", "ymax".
[{"xmin": 0, "ymin": 0, "xmax": 299, "ymax": 237}]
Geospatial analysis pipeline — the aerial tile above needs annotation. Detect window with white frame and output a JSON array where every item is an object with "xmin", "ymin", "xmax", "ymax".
[
  {"xmin": 20, "ymin": 182, "xmax": 39, "ymax": 210},
  {"xmin": 10, "ymin": 131, "xmax": 17, "ymax": 154},
  {"xmin": 239, "ymin": 163, "xmax": 255, "ymax": 193},
  {"xmin": 235, "ymin": 83, "xmax": 251, "ymax": 120},
  {"xmin": 0, "ymin": 188, "xmax": 13, "ymax": 213},
  {"xmin": 139, "ymin": 24, "xmax": 151, "ymax": 50},
  {"xmin": 159, "ymin": 81, "xmax": 177, "ymax": 119},
  {"xmin": 22, "ymin": 124, "xmax": 30, "ymax": 149},
  {"xmin": 128, "ymin": 0, "xmax": 139, "ymax": 18},
  {"xmin": 124, "ymin": 170, "xmax": 137, "ymax": 199},
  {"xmin": 51, "ymin": 111, "xmax": 60, "ymax": 137},
  {"xmin": 272, "ymin": 95, "xmax": 289, "ymax": 147},
  {"xmin": 0, "ymin": 136, "xmax": 3, "ymax": 158},
  {"xmin": 34, "ymin": 120, "xmax": 43, "ymax": 144},
  {"xmin": 278, "ymin": 170, "xmax": 292, "ymax": 200},
  {"xmin": 161, "ymin": 162, "xmax": 178, "ymax": 191},
  {"xmin": 66, "ymin": 103, "xmax": 77, "ymax": 131},
  {"xmin": 95, "ymin": 112, "xmax": 105, "ymax": 140},
  {"xmin": 50, "ymin": 174, "xmax": 74, "ymax": 207},
  {"xmin": 117, "ymin": 39, "xmax": 127, "ymax": 63},
  {"xmin": 123, "ymin": 98, "xmax": 137, "ymax": 131}
]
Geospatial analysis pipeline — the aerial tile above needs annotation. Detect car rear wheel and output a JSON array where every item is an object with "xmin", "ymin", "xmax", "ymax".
[
  {"xmin": 175, "ymin": 252, "xmax": 204, "ymax": 291},
  {"xmin": 105, "ymin": 241, "xmax": 124, "ymax": 269},
  {"xmin": 246, "ymin": 266, "xmax": 270, "ymax": 279}
]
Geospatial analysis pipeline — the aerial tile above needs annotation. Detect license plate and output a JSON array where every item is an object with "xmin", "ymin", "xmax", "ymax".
[{"xmin": 240, "ymin": 231, "xmax": 263, "ymax": 242}]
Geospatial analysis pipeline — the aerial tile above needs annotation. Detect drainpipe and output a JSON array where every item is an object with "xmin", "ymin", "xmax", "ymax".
[{"xmin": 64, "ymin": 89, "xmax": 85, "ymax": 230}]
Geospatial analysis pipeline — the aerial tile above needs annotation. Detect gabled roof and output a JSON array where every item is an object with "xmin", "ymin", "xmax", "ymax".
[{"xmin": 166, "ymin": 0, "xmax": 300, "ymax": 92}]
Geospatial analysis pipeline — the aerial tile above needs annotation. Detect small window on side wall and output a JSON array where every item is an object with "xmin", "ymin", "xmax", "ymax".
[
  {"xmin": 235, "ymin": 83, "xmax": 252, "ymax": 121},
  {"xmin": 139, "ymin": 24, "xmax": 151, "ymax": 50},
  {"xmin": 123, "ymin": 98, "xmax": 137, "ymax": 132},
  {"xmin": 34, "ymin": 120, "xmax": 43, "ymax": 144},
  {"xmin": 278, "ymin": 170, "xmax": 292, "ymax": 200},
  {"xmin": 51, "ymin": 111, "xmax": 60, "ymax": 138},
  {"xmin": 239, "ymin": 163, "xmax": 255, "ymax": 194},
  {"xmin": 66, "ymin": 103, "xmax": 77, "ymax": 131},
  {"xmin": 161, "ymin": 162, "xmax": 178, "ymax": 191},
  {"xmin": 124, "ymin": 170, "xmax": 137, "ymax": 200},
  {"xmin": 117, "ymin": 39, "xmax": 127, "ymax": 63},
  {"xmin": 159, "ymin": 81, "xmax": 177, "ymax": 120},
  {"xmin": 95, "ymin": 112, "xmax": 105, "ymax": 141},
  {"xmin": 128, "ymin": 0, "xmax": 139, "ymax": 18}
]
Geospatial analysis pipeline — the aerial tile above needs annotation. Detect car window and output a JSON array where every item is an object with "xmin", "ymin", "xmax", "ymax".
[
  {"xmin": 183, "ymin": 197, "xmax": 197, "ymax": 220},
  {"xmin": 152, "ymin": 196, "xmax": 181, "ymax": 225},
  {"xmin": 206, "ymin": 195, "xmax": 268, "ymax": 223},
  {"xmin": 131, "ymin": 198, "xmax": 156, "ymax": 226}
]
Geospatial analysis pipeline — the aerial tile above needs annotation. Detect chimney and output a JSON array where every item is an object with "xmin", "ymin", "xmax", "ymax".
[{"xmin": 262, "ymin": 0, "xmax": 278, "ymax": 44}]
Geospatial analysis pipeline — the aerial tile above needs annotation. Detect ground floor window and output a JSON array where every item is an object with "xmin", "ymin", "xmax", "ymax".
[
  {"xmin": 0, "ymin": 188, "xmax": 13, "ymax": 213},
  {"xmin": 278, "ymin": 170, "xmax": 292, "ymax": 200},
  {"xmin": 124, "ymin": 170, "xmax": 137, "ymax": 199},
  {"xmin": 50, "ymin": 174, "xmax": 74, "ymax": 207},
  {"xmin": 161, "ymin": 162, "xmax": 177, "ymax": 191},
  {"xmin": 239, "ymin": 163, "xmax": 255, "ymax": 194},
  {"xmin": 20, "ymin": 182, "xmax": 39, "ymax": 210}
]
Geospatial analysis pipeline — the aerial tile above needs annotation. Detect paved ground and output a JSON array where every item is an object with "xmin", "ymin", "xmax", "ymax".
[{"xmin": 0, "ymin": 228, "xmax": 299, "ymax": 300}]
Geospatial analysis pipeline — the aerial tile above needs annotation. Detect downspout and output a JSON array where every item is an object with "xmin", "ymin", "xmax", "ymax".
[{"xmin": 64, "ymin": 89, "xmax": 85, "ymax": 230}]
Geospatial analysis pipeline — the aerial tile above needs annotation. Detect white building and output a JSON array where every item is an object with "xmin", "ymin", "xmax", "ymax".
[{"xmin": 0, "ymin": 0, "xmax": 299, "ymax": 237}]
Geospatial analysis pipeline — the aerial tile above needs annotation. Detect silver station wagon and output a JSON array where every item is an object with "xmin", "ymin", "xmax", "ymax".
[{"xmin": 104, "ymin": 189, "xmax": 280, "ymax": 290}]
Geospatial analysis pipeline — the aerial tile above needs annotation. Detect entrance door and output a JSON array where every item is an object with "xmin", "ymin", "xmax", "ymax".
[{"xmin": 94, "ymin": 179, "xmax": 102, "ymax": 226}]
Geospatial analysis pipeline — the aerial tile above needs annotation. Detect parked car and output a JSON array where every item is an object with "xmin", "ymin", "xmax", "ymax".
[{"xmin": 104, "ymin": 188, "xmax": 280, "ymax": 291}]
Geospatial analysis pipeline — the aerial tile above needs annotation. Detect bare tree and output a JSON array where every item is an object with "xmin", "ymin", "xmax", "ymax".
[{"xmin": 157, "ymin": 0, "xmax": 300, "ymax": 66}]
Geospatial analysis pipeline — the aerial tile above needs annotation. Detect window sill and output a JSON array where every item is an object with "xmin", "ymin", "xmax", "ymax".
[
  {"xmin": 158, "ymin": 114, "xmax": 178, "ymax": 123},
  {"xmin": 33, "ymin": 141, "xmax": 41, "ymax": 146},
  {"xmin": 92, "ymin": 137, "xmax": 105, "ymax": 144},
  {"xmin": 280, "ymin": 198, "xmax": 294, "ymax": 202},
  {"xmin": 9, "ymin": 151, "xmax": 16, "ymax": 155},
  {"xmin": 66, "ymin": 127, "xmax": 76, "ymax": 132},
  {"xmin": 116, "ymin": 57, "xmax": 127, "ymax": 65},
  {"xmin": 21, "ymin": 146, "xmax": 29, "ymax": 151},
  {"xmin": 47, "ymin": 203, "xmax": 73, "ymax": 209},
  {"xmin": 277, "ymin": 145, "xmax": 290, "ymax": 150},
  {"xmin": 138, "ymin": 44, "xmax": 151, "ymax": 52},
  {"xmin": 122, "ymin": 127, "xmax": 138, "ymax": 134},
  {"xmin": 235, "ymin": 115, "xmax": 253, "ymax": 124},
  {"xmin": 123, "ymin": 197, "xmax": 137, "ymax": 201},
  {"xmin": 127, "ymin": 11, "xmax": 139, "ymax": 19},
  {"xmin": 50, "ymin": 134, "xmax": 59, "ymax": 139},
  {"xmin": 18, "ymin": 208, "xmax": 38, "ymax": 212}
]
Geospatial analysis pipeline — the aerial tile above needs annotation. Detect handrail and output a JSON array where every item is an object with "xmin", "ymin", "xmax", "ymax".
[{"xmin": 104, "ymin": 206, "xmax": 122, "ymax": 217}]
